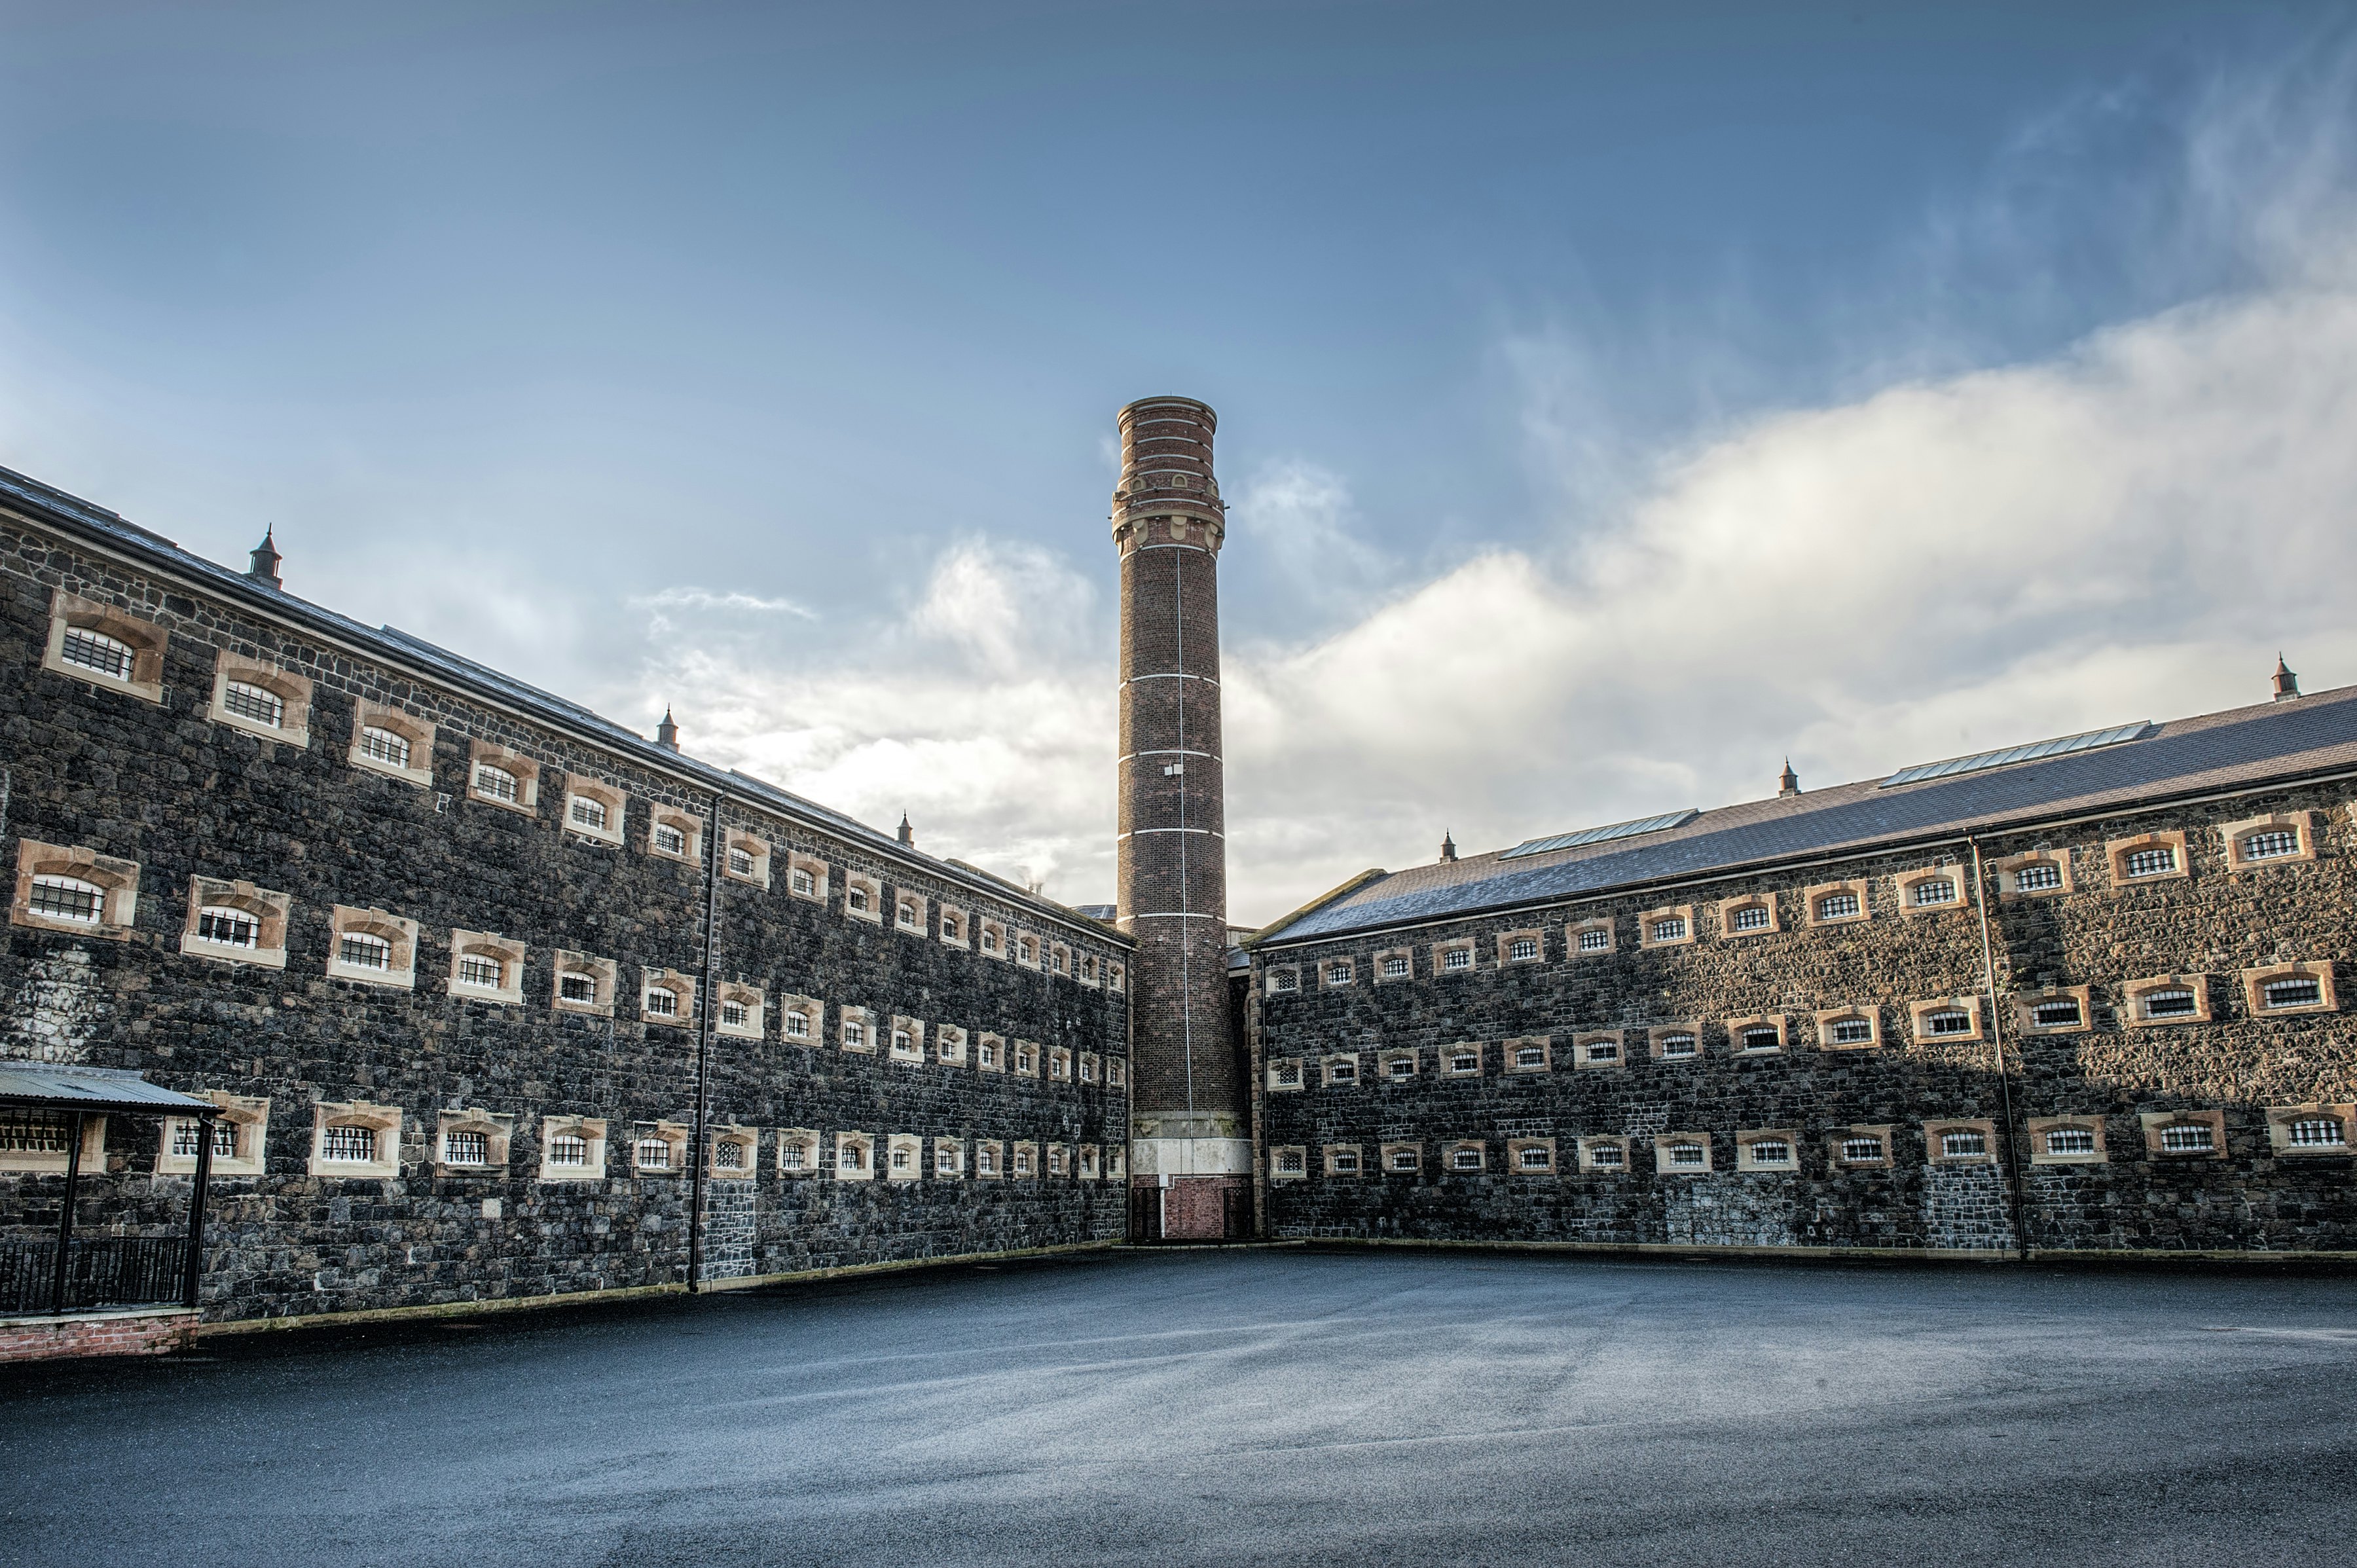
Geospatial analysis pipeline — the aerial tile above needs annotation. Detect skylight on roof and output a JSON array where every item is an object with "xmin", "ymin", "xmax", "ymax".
[
  {"xmin": 1880, "ymin": 721, "xmax": 2152, "ymax": 789},
  {"xmin": 1499, "ymin": 809, "xmax": 1698, "ymax": 861}
]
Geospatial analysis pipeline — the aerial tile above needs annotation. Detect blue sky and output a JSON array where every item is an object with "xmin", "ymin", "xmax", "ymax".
[{"xmin": 5, "ymin": 2, "xmax": 2355, "ymax": 918}]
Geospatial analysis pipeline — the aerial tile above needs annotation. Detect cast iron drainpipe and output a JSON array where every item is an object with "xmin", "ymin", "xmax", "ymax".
[
  {"xmin": 48, "ymin": 1110, "xmax": 84, "ymax": 1314},
  {"xmin": 686, "ymin": 788, "xmax": 723, "ymax": 1292},
  {"xmin": 1968, "ymin": 837, "xmax": 2033, "ymax": 1261}
]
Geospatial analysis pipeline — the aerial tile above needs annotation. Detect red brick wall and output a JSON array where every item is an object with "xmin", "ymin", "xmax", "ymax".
[{"xmin": 0, "ymin": 1310, "xmax": 194, "ymax": 1364}]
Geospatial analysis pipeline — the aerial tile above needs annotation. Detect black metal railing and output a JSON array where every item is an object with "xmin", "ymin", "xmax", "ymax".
[{"xmin": 0, "ymin": 1235, "xmax": 188, "ymax": 1315}]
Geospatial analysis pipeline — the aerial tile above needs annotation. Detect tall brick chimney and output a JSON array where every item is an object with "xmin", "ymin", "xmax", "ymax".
[{"xmin": 1112, "ymin": 395, "xmax": 1248, "ymax": 1239}]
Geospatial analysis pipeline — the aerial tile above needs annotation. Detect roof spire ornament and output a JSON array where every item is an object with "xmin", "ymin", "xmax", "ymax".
[
  {"xmin": 247, "ymin": 526, "xmax": 282, "ymax": 589},
  {"xmin": 655, "ymin": 707, "xmax": 678, "ymax": 750},
  {"xmin": 1439, "ymin": 831, "xmax": 1457, "ymax": 863},
  {"xmin": 1778, "ymin": 758, "xmax": 1800, "ymax": 797},
  {"xmin": 2273, "ymin": 655, "xmax": 2301, "ymax": 702},
  {"xmin": 898, "ymin": 812, "xmax": 915, "ymax": 848}
]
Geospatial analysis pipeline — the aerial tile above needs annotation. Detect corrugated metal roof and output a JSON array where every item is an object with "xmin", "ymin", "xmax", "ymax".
[
  {"xmin": 0, "ymin": 1064, "xmax": 212, "ymax": 1113},
  {"xmin": 1263, "ymin": 685, "xmax": 2357, "ymax": 945}
]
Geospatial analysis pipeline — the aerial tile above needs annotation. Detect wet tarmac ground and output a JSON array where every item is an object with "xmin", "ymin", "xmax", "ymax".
[{"xmin": 3, "ymin": 1248, "xmax": 2354, "ymax": 1567}]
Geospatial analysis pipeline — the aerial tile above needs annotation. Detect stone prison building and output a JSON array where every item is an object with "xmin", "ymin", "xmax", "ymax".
[{"xmin": 2, "ymin": 396, "xmax": 2354, "ymax": 1354}]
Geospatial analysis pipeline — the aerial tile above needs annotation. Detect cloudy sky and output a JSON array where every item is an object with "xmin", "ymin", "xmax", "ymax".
[{"xmin": 4, "ymin": 2, "xmax": 2355, "ymax": 923}]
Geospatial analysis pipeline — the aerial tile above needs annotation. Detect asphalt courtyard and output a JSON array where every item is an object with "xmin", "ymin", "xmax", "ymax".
[{"xmin": 4, "ymin": 1249, "xmax": 2354, "ymax": 1567}]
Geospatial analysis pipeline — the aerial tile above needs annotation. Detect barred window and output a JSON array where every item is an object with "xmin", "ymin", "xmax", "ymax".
[
  {"xmin": 337, "ymin": 930, "xmax": 392, "ymax": 971},
  {"xmin": 652, "ymin": 823, "xmax": 687, "ymax": 856},
  {"xmin": 1389, "ymin": 1149, "xmax": 1417, "ymax": 1171},
  {"xmin": 1584, "ymin": 1040, "xmax": 1620, "ymax": 1063},
  {"xmin": 194, "ymin": 906, "xmax": 259, "ymax": 949},
  {"xmin": 1747, "ymin": 1139, "xmax": 1793, "ymax": 1166},
  {"xmin": 945, "ymin": 914, "xmax": 964, "ymax": 940},
  {"xmin": 2261, "ymin": 977, "xmax": 2323, "ymax": 1010},
  {"xmin": 892, "ymin": 1029, "xmax": 914, "ymax": 1053},
  {"xmin": 898, "ymin": 900, "xmax": 917, "ymax": 926},
  {"xmin": 1329, "ymin": 1059, "xmax": 1357, "ymax": 1084},
  {"xmin": 357, "ymin": 726, "xmax": 412, "ymax": 769},
  {"xmin": 1444, "ymin": 947, "xmax": 1472, "ymax": 970},
  {"xmin": 1829, "ymin": 1016, "xmax": 1875, "ymax": 1045},
  {"xmin": 2043, "ymin": 1127, "xmax": 2096, "ymax": 1156},
  {"xmin": 1518, "ymin": 1146, "xmax": 1552, "ymax": 1171},
  {"xmin": 2123, "ymin": 846, "xmax": 2176, "ymax": 878},
  {"xmin": 891, "ymin": 1145, "xmax": 912, "ymax": 1172},
  {"xmin": 570, "ymin": 796, "xmax": 609, "ymax": 831},
  {"xmin": 644, "ymin": 987, "xmax": 679, "ymax": 1018},
  {"xmin": 1449, "ymin": 1049, "xmax": 1479, "ymax": 1073},
  {"xmin": 1015, "ymin": 1045, "xmax": 1036, "ymax": 1073},
  {"xmin": 1514, "ymin": 1044, "xmax": 1546, "ymax": 1068},
  {"xmin": 771, "ymin": 1140, "xmax": 805, "ymax": 1171},
  {"xmin": 558, "ymin": 972, "xmax": 598, "ymax": 1004},
  {"xmin": 976, "ymin": 1148, "xmax": 997, "ymax": 1175},
  {"xmin": 1666, "ymin": 1143, "xmax": 1706, "ymax": 1168},
  {"xmin": 1387, "ymin": 1056, "xmax": 1415, "ymax": 1079},
  {"xmin": 1578, "ymin": 928, "xmax": 1610, "ymax": 953},
  {"xmin": 1326, "ymin": 962, "xmax": 1354, "ymax": 985},
  {"xmin": 1382, "ymin": 956, "xmax": 1410, "ymax": 978},
  {"xmin": 1080, "ymin": 1056, "xmax": 1096, "ymax": 1082},
  {"xmin": 1939, "ymin": 1129, "xmax": 1988, "ymax": 1159},
  {"xmin": 1740, "ymin": 1025, "xmax": 1781, "ymax": 1052},
  {"xmin": 636, "ymin": 1137, "xmax": 672, "ymax": 1169},
  {"xmin": 1451, "ymin": 1148, "xmax": 1482, "ymax": 1171},
  {"xmin": 979, "ymin": 1039, "xmax": 1000, "ymax": 1068},
  {"xmin": 1013, "ymin": 1148, "xmax": 1034, "ymax": 1175},
  {"xmin": 1839, "ymin": 1137, "xmax": 1885, "ymax": 1163},
  {"xmin": 1018, "ymin": 937, "xmax": 1035, "ymax": 962},
  {"xmin": 1080, "ymin": 954, "xmax": 1095, "ymax": 981},
  {"xmin": 1508, "ymin": 937, "xmax": 1538, "ymax": 961},
  {"xmin": 715, "ymin": 1139, "xmax": 746, "ymax": 1169},
  {"xmin": 1815, "ymin": 892, "xmax": 1860, "ymax": 921},
  {"xmin": 2239, "ymin": 829, "xmax": 2300, "ymax": 862},
  {"xmin": 1330, "ymin": 1150, "xmax": 1361, "ymax": 1173},
  {"xmin": 443, "ymin": 1130, "xmax": 489, "ymax": 1165},
  {"xmin": 27, "ymin": 875, "xmax": 104, "ymax": 924},
  {"xmin": 722, "ymin": 998, "xmax": 749, "ymax": 1028},
  {"xmin": 791, "ymin": 868, "xmax": 814, "ymax": 895},
  {"xmin": 1586, "ymin": 1142, "xmax": 1626, "ymax": 1169},
  {"xmin": 1730, "ymin": 904, "xmax": 1771, "ymax": 932},
  {"xmin": 320, "ymin": 1125, "xmax": 376, "ymax": 1163},
  {"xmin": 456, "ymin": 955, "xmax": 503, "ymax": 989},
  {"xmin": 60, "ymin": 625, "xmax": 135, "ymax": 678},
  {"xmin": 2140, "ymin": 988, "xmax": 2197, "ymax": 1020},
  {"xmin": 728, "ymin": 847, "xmax": 756, "ymax": 878},
  {"xmin": 1276, "ymin": 1148, "xmax": 1306, "ymax": 1174},
  {"xmin": 474, "ymin": 763, "xmax": 519, "ymax": 803},
  {"xmin": 2030, "ymin": 998, "xmax": 2082, "ymax": 1029},
  {"xmin": 935, "ymin": 1146, "xmax": 959, "ymax": 1173},
  {"xmin": 844, "ymin": 1019, "xmax": 867, "ymax": 1048},
  {"xmin": 0, "ymin": 1111, "xmax": 70, "ymax": 1155},
  {"xmin": 2288, "ymin": 1118, "xmax": 2346, "ymax": 1148},
  {"xmin": 784, "ymin": 1010, "xmax": 810, "ymax": 1038},
  {"xmin": 1051, "ymin": 949, "xmax": 1068, "ymax": 974},
  {"xmin": 1923, "ymin": 1008, "xmax": 1973, "ymax": 1037},
  {"xmin": 1649, "ymin": 916, "xmax": 1687, "ymax": 942},
  {"xmin": 172, "ymin": 1121, "xmax": 236, "ymax": 1159},
  {"xmin": 1106, "ymin": 1059, "xmax": 1125, "ymax": 1086},
  {"xmin": 1270, "ymin": 970, "xmax": 1298, "ymax": 992},
  {"xmin": 1910, "ymin": 877, "xmax": 1957, "ymax": 907},
  {"xmin": 2014, "ymin": 861, "xmax": 2063, "ymax": 891},
  {"xmin": 2159, "ymin": 1123, "xmax": 2214, "ymax": 1154},
  {"xmin": 222, "ymin": 680, "xmax": 284, "ymax": 727},
  {"xmin": 1656, "ymin": 1032, "xmax": 1698, "ymax": 1059},
  {"xmin": 979, "ymin": 926, "xmax": 997, "ymax": 951}
]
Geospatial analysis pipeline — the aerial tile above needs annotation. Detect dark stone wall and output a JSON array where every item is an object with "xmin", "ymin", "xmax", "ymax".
[
  {"xmin": 0, "ymin": 513, "xmax": 1129, "ymax": 1322},
  {"xmin": 1252, "ymin": 785, "xmax": 2357, "ymax": 1255}
]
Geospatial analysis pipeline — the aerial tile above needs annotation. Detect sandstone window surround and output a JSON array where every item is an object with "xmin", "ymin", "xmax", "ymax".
[
  {"xmin": 1726, "ymin": 1013, "xmax": 1788, "ymax": 1055},
  {"xmin": 1048, "ymin": 1045, "xmax": 1074, "ymax": 1082},
  {"xmin": 1647, "ymin": 1023, "xmax": 1703, "ymax": 1063},
  {"xmin": 207, "ymin": 651, "xmax": 314, "ymax": 746},
  {"xmin": 640, "ymin": 966, "xmax": 699, "ymax": 1027},
  {"xmin": 1814, "ymin": 1006, "xmax": 1882, "ymax": 1050},
  {"xmin": 779, "ymin": 993, "xmax": 823, "ymax": 1043},
  {"xmin": 448, "ymin": 930, "xmax": 527, "ymax": 1006},
  {"xmin": 1568, "ymin": 917, "xmax": 1616, "ymax": 957},
  {"xmin": 546, "ymin": 951, "xmax": 617, "ymax": 1016},
  {"xmin": 1994, "ymin": 847, "xmax": 2075, "ymax": 900},
  {"xmin": 1267, "ymin": 1056, "xmax": 1305, "ymax": 1091},
  {"xmin": 977, "ymin": 1030, "xmax": 1006, "ymax": 1072},
  {"xmin": 888, "ymin": 1015, "xmax": 927, "ymax": 1064},
  {"xmin": 1108, "ymin": 961, "xmax": 1127, "ymax": 993},
  {"xmin": 2121, "ymin": 974, "xmax": 2212, "ymax": 1028},
  {"xmin": 1830, "ymin": 1125, "xmax": 1894, "ymax": 1168},
  {"xmin": 2265, "ymin": 1103, "xmax": 2355, "ymax": 1156},
  {"xmin": 560, "ymin": 777, "xmax": 627, "ymax": 846},
  {"xmin": 1323, "ymin": 1143, "xmax": 1362, "ymax": 1176},
  {"xmin": 1653, "ymin": 1133, "xmax": 1713, "ymax": 1175},
  {"xmin": 431, "ymin": 1108, "xmax": 513, "ymax": 1175},
  {"xmin": 786, "ymin": 851, "xmax": 830, "ymax": 903},
  {"xmin": 1923, "ymin": 1118, "xmax": 1999, "ymax": 1167},
  {"xmin": 839, "ymin": 1006, "xmax": 875, "ymax": 1053},
  {"xmin": 466, "ymin": 741, "xmax": 541, "ymax": 815},
  {"xmin": 973, "ymin": 1139, "xmax": 1004, "ymax": 1179},
  {"xmin": 11, "ymin": 840, "xmax": 139, "ymax": 940},
  {"xmin": 1637, "ymin": 905, "xmax": 1694, "ymax": 949},
  {"xmin": 1735, "ymin": 1129, "xmax": 1800, "ymax": 1173},
  {"xmin": 646, "ymin": 806, "xmax": 705, "ymax": 866},
  {"xmin": 310, "ymin": 1101, "xmax": 403, "ymax": 1179},
  {"xmin": 934, "ymin": 1137, "xmax": 966, "ymax": 1178},
  {"xmin": 1804, "ymin": 878, "xmax": 1871, "ymax": 928},
  {"xmin": 633, "ymin": 1121, "xmax": 690, "ymax": 1173},
  {"xmin": 722, "ymin": 831, "xmax": 772, "ymax": 888},
  {"xmin": 1379, "ymin": 1048, "xmax": 1419, "ymax": 1081},
  {"xmin": 2140, "ymin": 1108, "xmax": 2226, "ymax": 1159},
  {"xmin": 1893, "ymin": 862, "xmax": 1967, "ymax": 915},
  {"xmin": 1507, "ymin": 1137, "xmax": 1557, "ymax": 1175},
  {"xmin": 885, "ymin": 1132, "xmax": 924, "ymax": 1181},
  {"xmin": 1321, "ymin": 1052, "xmax": 1361, "ymax": 1087},
  {"xmin": 1013, "ymin": 1040, "xmax": 1042, "ymax": 1077},
  {"xmin": 2220, "ymin": 810, "xmax": 2316, "ymax": 872},
  {"xmin": 321, "ymin": 905, "xmax": 416, "ymax": 989},
  {"xmin": 1717, "ymin": 894, "xmax": 1780, "ymax": 938},
  {"xmin": 1577, "ymin": 1135, "xmax": 1632, "ymax": 1174},
  {"xmin": 1909, "ymin": 996, "xmax": 1985, "ymax": 1045},
  {"xmin": 2013, "ymin": 985, "xmax": 2093, "ymax": 1036},
  {"xmin": 1441, "ymin": 1042, "xmax": 1484, "ymax": 1078},
  {"xmin": 1497, "ymin": 928, "xmax": 1545, "ymax": 966},
  {"xmin": 43, "ymin": 589, "xmax": 167, "ymax": 704},
  {"xmin": 1046, "ymin": 1141, "xmax": 1071, "ymax": 1177},
  {"xmin": 537, "ymin": 1116, "xmax": 607, "ymax": 1180},
  {"xmin": 1266, "ymin": 964, "xmax": 1301, "ymax": 994},
  {"xmin": 1573, "ymin": 1031, "xmax": 1626, "ymax": 1070},
  {"xmin": 774, "ymin": 1127, "xmax": 821, "ymax": 1175},
  {"xmin": 1373, "ymin": 946, "xmax": 1415, "ymax": 983},
  {"xmin": 977, "ymin": 916, "xmax": 1007, "ymax": 958},
  {"xmin": 895, "ymin": 891, "xmax": 929, "ymax": 934},
  {"xmin": 936, "ymin": 905, "xmax": 971, "ymax": 950},
  {"xmin": 1106, "ymin": 1057, "xmax": 1127, "ymax": 1091},
  {"xmin": 1442, "ymin": 1139, "xmax": 1486, "ymax": 1173},
  {"xmin": 715, "ymin": 982, "xmax": 766, "ymax": 1040},
  {"xmin": 2105, "ymin": 828, "xmax": 2189, "ymax": 886},
  {"xmin": 708, "ymin": 1125, "xmax": 760, "ymax": 1178},
  {"xmin": 1078, "ymin": 1050, "xmax": 1099, "ymax": 1084},
  {"xmin": 1014, "ymin": 932, "xmax": 1042, "ymax": 970},
  {"xmin": 1505, "ymin": 1036, "xmax": 1552, "ymax": 1074},
  {"xmin": 845, "ymin": 872, "xmax": 884, "ymax": 924},
  {"xmin": 0, "ymin": 1110, "xmax": 105, "ymax": 1175},
  {"xmin": 936, "ymin": 1025, "xmax": 970, "ymax": 1067},
  {"xmin": 1431, "ymin": 936, "xmax": 1478, "ymax": 974},
  {"xmin": 157, "ymin": 1092, "xmax": 270, "ymax": 1178},
  {"xmin": 1011, "ymin": 1140, "xmax": 1039, "ymax": 1178},
  {"xmin": 1379, "ymin": 1141, "xmax": 1422, "ymax": 1176},
  {"xmin": 177, "ymin": 875, "xmax": 291, "ymax": 969},
  {"xmin": 2240, "ymin": 961, "xmax": 2339, "ymax": 1017},
  {"xmin": 1319, "ymin": 957, "xmax": 1355, "ymax": 987},
  {"xmin": 2028, "ymin": 1116, "xmax": 2108, "ymax": 1165},
  {"xmin": 1079, "ymin": 1144, "xmax": 1102, "ymax": 1180},
  {"xmin": 1048, "ymin": 940, "xmax": 1072, "ymax": 977}
]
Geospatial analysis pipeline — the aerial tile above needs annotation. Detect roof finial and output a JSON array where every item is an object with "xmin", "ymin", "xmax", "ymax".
[
  {"xmin": 1778, "ymin": 757, "xmax": 1800, "ymax": 797},
  {"xmin": 898, "ymin": 812, "xmax": 915, "ymax": 848},
  {"xmin": 247, "ymin": 525, "xmax": 282, "ymax": 589},
  {"xmin": 1438, "ymin": 831, "xmax": 1457, "ymax": 863},
  {"xmin": 655, "ymin": 706, "xmax": 679, "ymax": 750},
  {"xmin": 2273, "ymin": 654, "xmax": 2301, "ymax": 702}
]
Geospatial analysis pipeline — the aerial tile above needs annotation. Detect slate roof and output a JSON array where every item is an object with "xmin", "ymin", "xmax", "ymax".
[
  {"xmin": 0, "ymin": 463, "xmax": 1122, "ymax": 943},
  {"xmin": 1259, "ymin": 683, "xmax": 2357, "ymax": 947}
]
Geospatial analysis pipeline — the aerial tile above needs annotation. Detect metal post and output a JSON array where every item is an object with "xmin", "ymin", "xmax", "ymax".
[
  {"xmin": 50, "ymin": 1110, "xmax": 84, "ymax": 1315},
  {"xmin": 183, "ymin": 1112, "xmax": 215, "ymax": 1310}
]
